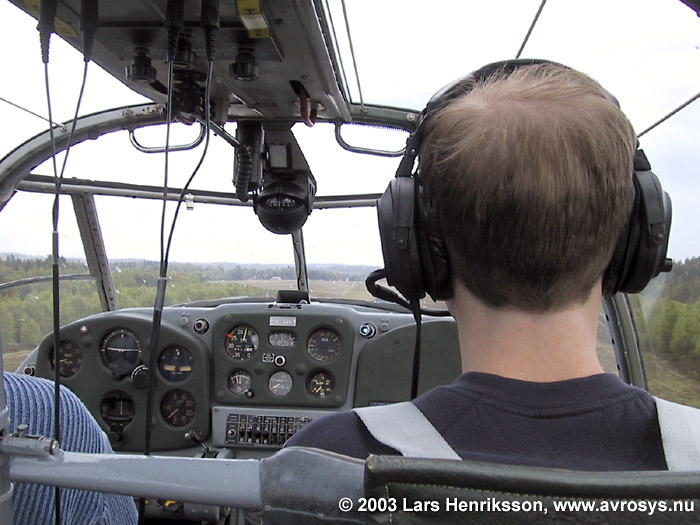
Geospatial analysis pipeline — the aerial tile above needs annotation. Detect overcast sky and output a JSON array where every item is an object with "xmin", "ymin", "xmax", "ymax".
[{"xmin": 1, "ymin": 0, "xmax": 699, "ymax": 266}]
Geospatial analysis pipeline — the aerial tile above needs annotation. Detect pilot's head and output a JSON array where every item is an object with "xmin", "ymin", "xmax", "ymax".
[{"xmin": 419, "ymin": 63, "xmax": 636, "ymax": 311}]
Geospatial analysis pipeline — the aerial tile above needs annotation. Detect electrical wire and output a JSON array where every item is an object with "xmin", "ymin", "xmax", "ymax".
[
  {"xmin": 44, "ymin": 36, "xmax": 90, "ymax": 525},
  {"xmin": 143, "ymin": 59, "xmax": 177, "ymax": 461},
  {"xmin": 340, "ymin": 0, "xmax": 365, "ymax": 111},
  {"xmin": 410, "ymin": 299, "xmax": 423, "ymax": 400},
  {"xmin": 0, "ymin": 96, "xmax": 66, "ymax": 130},
  {"xmin": 163, "ymin": 60, "xmax": 215, "ymax": 268},
  {"xmin": 43, "ymin": 57, "xmax": 62, "ymax": 525},
  {"xmin": 365, "ymin": 269, "xmax": 452, "ymax": 317},
  {"xmin": 638, "ymin": 89, "xmax": 700, "ymax": 138},
  {"xmin": 515, "ymin": 0, "xmax": 547, "ymax": 59},
  {"xmin": 144, "ymin": 60, "xmax": 215, "ymax": 461},
  {"xmin": 160, "ymin": 60, "xmax": 176, "ymax": 273}
]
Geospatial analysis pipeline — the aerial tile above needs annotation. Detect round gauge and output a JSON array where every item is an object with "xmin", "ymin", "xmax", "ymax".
[
  {"xmin": 307, "ymin": 328, "xmax": 341, "ymax": 363},
  {"xmin": 228, "ymin": 370, "xmax": 252, "ymax": 395},
  {"xmin": 100, "ymin": 391, "xmax": 135, "ymax": 426},
  {"xmin": 100, "ymin": 329, "xmax": 141, "ymax": 375},
  {"xmin": 307, "ymin": 371, "xmax": 335, "ymax": 399},
  {"xmin": 269, "ymin": 331, "xmax": 296, "ymax": 347},
  {"xmin": 49, "ymin": 340, "xmax": 82, "ymax": 378},
  {"xmin": 161, "ymin": 390, "xmax": 196, "ymax": 427},
  {"xmin": 158, "ymin": 346, "xmax": 193, "ymax": 382},
  {"xmin": 225, "ymin": 324, "xmax": 259, "ymax": 360},
  {"xmin": 268, "ymin": 371, "xmax": 293, "ymax": 397}
]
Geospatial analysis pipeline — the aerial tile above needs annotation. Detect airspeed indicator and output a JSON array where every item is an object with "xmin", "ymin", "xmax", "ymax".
[{"xmin": 225, "ymin": 324, "xmax": 259, "ymax": 360}]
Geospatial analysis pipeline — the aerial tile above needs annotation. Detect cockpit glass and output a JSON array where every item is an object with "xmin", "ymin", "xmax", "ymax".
[
  {"xmin": 0, "ymin": 193, "xmax": 102, "ymax": 371},
  {"xmin": 303, "ymin": 207, "xmax": 382, "ymax": 301},
  {"xmin": 94, "ymin": 195, "xmax": 296, "ymax": 306},
  {"xmin": 634, "ymin": 271, "xmax": 700, "ymax": 409},
  {"xmin": 292, "ymin": 122, "xmax": 404, "ymax": 196}
]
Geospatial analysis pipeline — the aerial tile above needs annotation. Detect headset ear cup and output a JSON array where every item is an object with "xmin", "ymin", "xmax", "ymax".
[
  {"xmin": 602, "ymin": 188, "xmax": 638, "ymax": 295},
  {"xmin": 603, "ymin": 168, "xmax": 672, "ymax": 295},
  {"xmin": 416, "ymin": 178, "xmax": 453, "ymax": 300},
  {"xmin": 376, "ymin": 177, "xmax": 426, "ymax": 301}
]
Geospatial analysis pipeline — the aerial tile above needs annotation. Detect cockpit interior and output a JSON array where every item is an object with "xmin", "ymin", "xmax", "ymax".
[{"xmin": 1, "ymin": 0, "xmax": 700, "ymax": 523}]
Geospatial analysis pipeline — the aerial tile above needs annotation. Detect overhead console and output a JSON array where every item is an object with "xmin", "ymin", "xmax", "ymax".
[
  {"xmin": 8, "ymin": 0, "xmax": 352, "ymax": 122},
  {"xmin": 31, "ymin": 301, "xmax": 461, "ymax": 453}
]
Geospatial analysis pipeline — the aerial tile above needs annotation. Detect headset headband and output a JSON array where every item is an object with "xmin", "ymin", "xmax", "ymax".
[{"xmin": 374, "ymin": 59, "xmax": 672, "ymax": 305}]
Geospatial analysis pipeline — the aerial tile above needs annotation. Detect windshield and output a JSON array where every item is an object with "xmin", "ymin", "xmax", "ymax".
[{"xmin": 1, "ymin": 1, "xmax": 699, "ymax": 407}]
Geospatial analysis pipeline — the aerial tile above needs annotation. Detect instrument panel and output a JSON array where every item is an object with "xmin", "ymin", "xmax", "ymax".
[{"xmin": 32, "ymin": 301, "xmax": 461, "ymax": 453}]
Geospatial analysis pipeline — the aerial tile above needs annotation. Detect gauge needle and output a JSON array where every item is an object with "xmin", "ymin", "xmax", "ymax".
[{"xmin": 168, "ymin": 409, "xmax": 179, "ymax": 418}]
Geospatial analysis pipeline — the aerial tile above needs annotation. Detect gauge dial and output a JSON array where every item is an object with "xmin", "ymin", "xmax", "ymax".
[
  {"xmin": 269, "ymin": 331, "xmax": 296, "ymax": 347},
  {"xmin": 268, "ymin": 371, "xmax": 293, "ymax": 397},
  {"xmin": 100, "ymin": 329, "xmax": 141, "ymax": 375},
  {"xmin": 100, "ymin": 391, "xmax": 135, "ymax": 437},
  {"xmin": 307, "ymin": 371, "xmax": 335, "ymax": 399},
  {"xmin": 307, "ymin": 328, "xmax": 341, "ymax": 363},
  {"xmin": 49, "ymin": 340, "xmax": 82, "ymax": 378},
  {"xmin": 225, "ymin": 324, "xmax": 259, "ymax": 360},
  {"xmin": 101, "ymin": 392, "xmax": 135, "ymax": 422},
  {"xmin": 161, "ymin": 389, "xmax": 196, "ymax": 427},
  {"xmin": 158, "ymin": 346, "xmax": 193, "ymax": 382},
  {"xmin": 228, "ymin": 370, "xmax": 252, "ymax": 395}
]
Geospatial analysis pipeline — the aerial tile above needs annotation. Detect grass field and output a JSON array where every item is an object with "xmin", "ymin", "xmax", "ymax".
[
  {"xmin": 234, "ymin": 279, "xmax": 373, "ymax": 301},
  {"xmin": 645, "ymin": 352, "xmax": 700, "ymax": 408}
]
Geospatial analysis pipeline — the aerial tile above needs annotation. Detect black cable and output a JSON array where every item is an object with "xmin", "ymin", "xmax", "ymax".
[
  {"xmin": 80, "ymin": 0, "xmax": 99, "ymax": 62},
  {"xmin": 163, "ymin": 61, "xmax": 215, "ymax": 268},
  {"xmin": 39, "ymin": 0, "xmax": 58, "ymax": 64},
  {"xmin": 145, "ymin": 43, "xmax": 216, "ymax": 462},
  {"xmin": 165, "ymin": 0, "xmax": 185, "ymax": 63},
  {"xmin": 365, "ymin": 269, "xmax": 452, "ymax": 316},
  {"xmin": 201, "ymin": 0, "xmax": 220, "ymax": 62},
  {"xmin": 141, "ymin": 5, "xmax": 207, "ymax": 520},
  {"xmin": 144, "ymin": 59, "xmax": 176, "ymax": 461},
  {"xmin": 43, "ymin": 58, "xmax": 62, "ymax": 525},
  {"xmin": 409, "ymin": 299, "xmax": 422, "ymax": 400},
  {"xmin": 46, "ymin": 56, "xmax": 91, "ymax": 525},
  {"xmin": 41, "ymin": 3, "xmax": 88, "ymax": 520}
]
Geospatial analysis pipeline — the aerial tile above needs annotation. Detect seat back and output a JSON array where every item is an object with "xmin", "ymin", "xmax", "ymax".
[{"xmin": 364, "ymin": 455, "xmax": 700, "ymax": 524}]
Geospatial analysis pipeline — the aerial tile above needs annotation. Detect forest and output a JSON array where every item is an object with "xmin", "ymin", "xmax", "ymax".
[{"xmin": 635, "ymin": 256, "xmax": 700, "ymax": 367}]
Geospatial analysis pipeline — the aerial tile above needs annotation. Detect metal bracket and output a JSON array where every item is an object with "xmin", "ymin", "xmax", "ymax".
[
  {"xmin": 71, "ymin": 194, "xmax": 118, "ymax": 311},
  {"xmin": 334, "ymin": 123, "xmax": 405, "ymax": 158},
  {"xmin": 128, "ymin": 123, "xmax": 206, "ymax": 153},
  {"xmin": 0, "ymin": 425, "xmax": 60, "ymax": 459}
]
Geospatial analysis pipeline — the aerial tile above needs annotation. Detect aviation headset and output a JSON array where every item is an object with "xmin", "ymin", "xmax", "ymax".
[{"xmin": 376, "ymin": 59, "xmax": 673, "ymax": 303}]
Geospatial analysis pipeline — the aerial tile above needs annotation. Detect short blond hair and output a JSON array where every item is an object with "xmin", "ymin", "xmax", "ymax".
[{"xmin": 420, "ymin": 64, "xmax": 636, "ymax": 310}]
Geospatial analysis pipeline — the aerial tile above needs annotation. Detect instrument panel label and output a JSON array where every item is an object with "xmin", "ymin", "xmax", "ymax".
[{"xmin": 270, "ymin": 316, "xmax": 296, "ymax": 327}]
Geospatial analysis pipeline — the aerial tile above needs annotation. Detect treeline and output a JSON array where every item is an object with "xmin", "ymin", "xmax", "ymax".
[
  {"xmin": 0, "ymin": 256, "xmax": 258, "ymax": 350},
  {"xmin": 0, "ymin": 256, "xmax": 372, "ymax": 351},
  {"xmin": 638, "ymin": 257, "xmax": 700, "ymax": 366},
  {"xmin": 126, "ymin": 260, "xmax": 374, "ymax": 282}
]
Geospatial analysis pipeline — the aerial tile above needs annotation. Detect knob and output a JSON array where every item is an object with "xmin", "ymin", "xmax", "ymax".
[{"xmin": 131, "ymin": 365, "xmax": 149, "ymax": 389}]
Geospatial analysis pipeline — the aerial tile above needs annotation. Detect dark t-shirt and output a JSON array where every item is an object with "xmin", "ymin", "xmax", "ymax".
[{"xmin": 286, "ymin": 372, "xmax": 667, "ymax": 471}]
